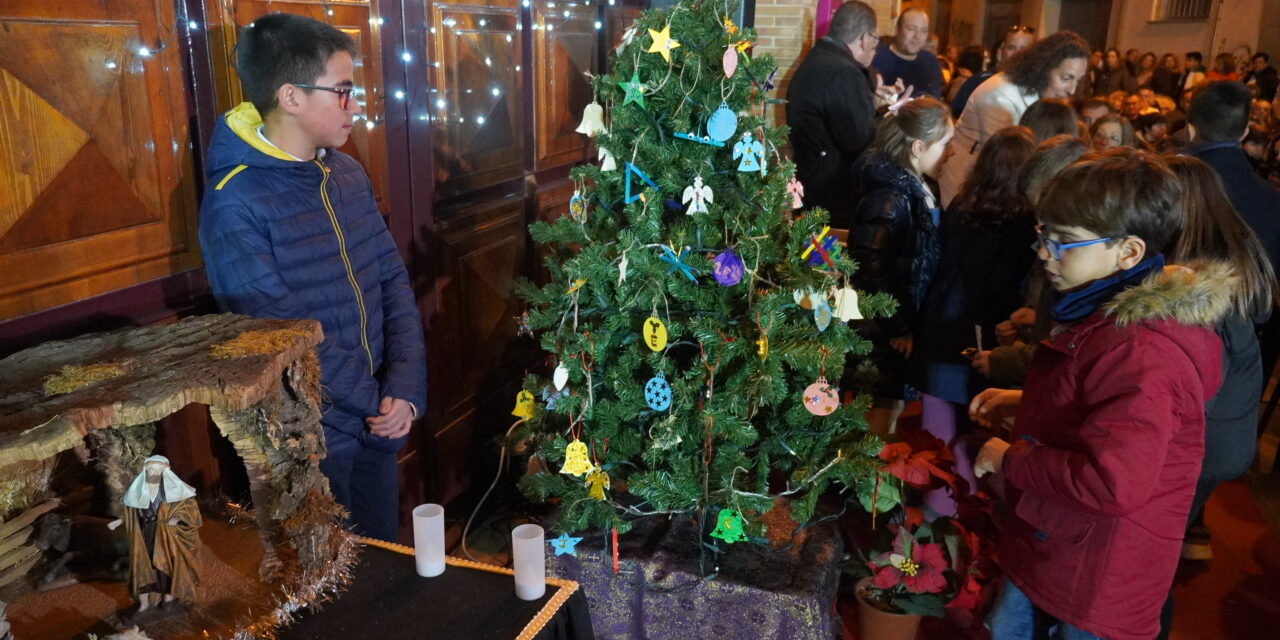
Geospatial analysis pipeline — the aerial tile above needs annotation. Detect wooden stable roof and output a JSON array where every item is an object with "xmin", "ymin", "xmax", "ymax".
[{"xmin": 0, "ymin": 314, "xmax": 322, "ymax": 468}]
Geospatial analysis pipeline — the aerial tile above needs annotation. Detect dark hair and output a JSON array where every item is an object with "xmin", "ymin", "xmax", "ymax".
[
  {"xmin": 236, "ymin": 13, "xmax": 357, "ymax": 116},
  {"xmin": 1186, "ymin": 51, "xmax": 1203, "ymax": 63},
  {"xmin": 1134, "ymin": 113, "xmax": 1166, "ymax": 135},
  {"xmin": 1090, "ymin": 113, "xmax": 1135, "ymax": 147},
  {"xmin": 1164, "ymin": 155, "xmax": 1276, "ymax": 317},
  {"xmin": 1019, "ymin": 98, "xmax": 1079, "ymax": 141},
  {"xmin": 828, "ymin": 1, "xmax": 877, "ymax": 44},
  {"xmin": 1005, "ymin": 31, "xmax": 1091, "ymax": 94},
  {"xmin": 1019, "ymin": 135, "xmax": 1091, "ymax": 204},
  {"xmin": 1188, "ymin": 81, "xmax": 1251, "ymax": 141},
  {"xmin": 1079, "ymin": 97, "xmax": 1115, "ymax": 115},
  {"xmin": 872, "ymin": 96, "xmax": 953, "ymax": 170},
  {"xmin": 1140, "ymin": 52, "xmax": 1157, "ymax": 67},
  {"xmin": 1244, "ymin": 124, "xmax": 1270, "ymax": 146},
  {"xmin": 1038, "ymin": 147, "xmax": 1182, "ymax": 254},
  {"xmin": 958, "ymin": 45, "xmax": 986, "ymax": 75},
  {"xmin": 1255, "ymin": 52, "xmax": 1270, "ymax": 64},
  {"xmin": 950, "ymin": 126, "xmax": 1038, "ymax": 224}
]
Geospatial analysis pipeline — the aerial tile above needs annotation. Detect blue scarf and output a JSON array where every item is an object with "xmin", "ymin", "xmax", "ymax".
[{"xmin": 1050, "ymin": 254, "xmax": 1165, "ymax": 323}]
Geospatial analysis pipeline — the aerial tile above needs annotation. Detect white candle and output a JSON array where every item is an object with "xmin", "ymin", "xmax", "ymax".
[
  {"xmin": 511, "ymin": 524, "xmax": 546, "ymax": 600},
  {"xmin": 412, "ymin": 504, "xmax": 446, "ymax": 577}
]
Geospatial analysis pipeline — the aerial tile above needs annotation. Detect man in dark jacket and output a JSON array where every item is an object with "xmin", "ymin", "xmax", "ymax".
[
  {"xmin": 1244, "ymin": 52, "xmax": 1278, "ymax": 101},
  {"xmin": 199, "ymin": 14, "xmax": 427, "ymax": 542},
  {"xmin": 786, "ymin": 1, "xmax": 880, "ymax": 228},
  {"xmin": 1187, "ymin": 80, "xmax": 1280, "ymax": 429}
]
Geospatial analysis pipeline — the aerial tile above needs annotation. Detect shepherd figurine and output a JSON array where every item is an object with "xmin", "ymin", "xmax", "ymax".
[{"xmin": 108, "ymin": 455, "xmax": 202, "ymax": 615}]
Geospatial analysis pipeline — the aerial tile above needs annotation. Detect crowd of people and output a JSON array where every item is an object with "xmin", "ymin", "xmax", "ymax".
[{"xmin": 787, "ymin": 3, "xmax": 1280, "ymax": 640}]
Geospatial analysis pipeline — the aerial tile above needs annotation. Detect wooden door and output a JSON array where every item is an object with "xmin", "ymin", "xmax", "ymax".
[{"xmin": 0, "ymin": 0, "xmax": 202, "ymax": 321}]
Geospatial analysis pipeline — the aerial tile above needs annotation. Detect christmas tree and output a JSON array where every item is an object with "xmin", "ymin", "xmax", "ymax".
[{"xmin": 515, "ymin": 0, "xmax": 897, "ymax": 545}]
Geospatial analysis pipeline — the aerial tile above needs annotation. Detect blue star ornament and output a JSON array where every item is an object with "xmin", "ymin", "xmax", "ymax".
[{"xmin": 550, "ymin": 532, "xmax": 584, "ymax": 556}]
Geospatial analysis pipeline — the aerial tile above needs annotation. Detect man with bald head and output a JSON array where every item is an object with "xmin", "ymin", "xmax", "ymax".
[{"xmin": 871, "ymin": 7, "xmax": 943, "ymax": 98}]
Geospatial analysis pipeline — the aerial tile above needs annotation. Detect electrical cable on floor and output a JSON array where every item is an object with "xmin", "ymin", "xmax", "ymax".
[{"xmin": 462, "ymin": 418, "xmax": 524, "ymax": 563}]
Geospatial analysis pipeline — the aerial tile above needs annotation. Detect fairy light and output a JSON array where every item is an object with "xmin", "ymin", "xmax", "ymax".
[
  {"xmin": 137, "ymin": 46, "xmax": 152, "ymax": 56},
  {"xmin": 401, "ymin": 51, "xmax": 413, "ymax": 62},
  {"xmin": 394, "ymin": 89, "xmax": 405, "ymax": 100}
]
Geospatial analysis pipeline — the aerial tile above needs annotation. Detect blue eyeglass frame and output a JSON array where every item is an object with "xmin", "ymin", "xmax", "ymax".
[{"xmin": 1033, "ymin": 224, "xmax": 1113, "ymax": 261}]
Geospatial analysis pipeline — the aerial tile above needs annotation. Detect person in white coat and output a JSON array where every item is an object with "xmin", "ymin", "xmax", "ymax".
[{"xmin": 939, "ymin": 31, "xmax": 1091, "ymax": 206}]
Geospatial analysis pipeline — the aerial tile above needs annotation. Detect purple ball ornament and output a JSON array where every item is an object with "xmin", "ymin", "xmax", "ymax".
[{"xmin": 712, "ymin": 248, "xmax": 745, "ymax": 286}]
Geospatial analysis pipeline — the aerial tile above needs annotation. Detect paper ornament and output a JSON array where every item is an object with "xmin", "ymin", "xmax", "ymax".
[
  {"xmin": 763, "ymin": 67, "xmax": 779, "ymax": 91},
  {"xmin": 511, "ymin": 390, "xmax": 536, "ymax": 420},
  {"xmin": 710, "ymin": 508, "xmax": 748, "ymax": 543},
  {"xmin": 832, "ymin": 287, "xmax": 863, "ymax": 322},
  {"xmin": 674, "ymin": 131, "xmax": 726, "ymax": 148},
  {"xmin": 712, "ymin": 249, "xmax": 745, "ymax": 286},
  {"xmin": 568, "ymin": 278, "xmax": 587, "ymax": 294},
  {"xmin": 644, "ymin": 372, "xmax": 673, "ymax": 411},
  {"xmin": 598, "ymin": 146, "xmax": 617, "ymax": 171},
  {"xmin": 575, "ymin": 102, "xmax": 606, "ymax": 136},
  {"xmin": 733, "ymin": 133, "xmax": 765, "ymax": 173},
  {"xmin": 756, "ymin": 334, "xmax": 769, "ymax": 359},
  {"xmin": 643, "ymin": 316, "xmax": 668, "ymax": 352},
  {"xmin": 723, "ymin": 45, "xmax": 738, "ymax": 78},
  {"xmin": 793, "ymin": 288, "xmax": 820, "ymax": 310},
  {"xmin": 569, "ymin": 190, "xmax": 587, "ymax": 221},
  {"xmin": 624, "ymin": 162, "xmax": 659, "ymax": 204},
  {"xmin": 646, "ymin": 24, "xmax": 681, "ymax": 63},
  {"xmin": 786, "ymin": 177, "xmax": 805, "ymax": 209},
  {"xmin": 585, "ymin": 466, "xmax": 611, "ymax": 500},
  {"xmin": 541, "ymin": 385, "xmax": 567, "ymax": 410},
  {"xmin": 803, "ymin": 377, "xmax": 839, "ymax": 416},
  {"xmin": 814, "ymin": 301, "xmax": 833, "ymax": 332},
  {"xmin": 619, "ymin": 71, "xmax": 646, "ymax": 107},
  {"xmin": 615, "ymin": 25, "xmax": 638, "ymax": 56},
  {"xmin": 553, "ymin": 362, "xmax": 569, "ymax": 391},
  {"xmin": 515, "ymin": 310, "xmax": 533, "ymax": 338},
  {"xmin": 618, "ymin": 251, "xmax": 628, "ymax": 284},
  {"xmin": 707, "ymin": 102, "xmax": 738, "ymax": 142},
  {"xmin": 650, "ymin": 416, "xmax": 683, "ymax": 449},
  {"xmin": 801, "ymin": 226, "xmax": 839, "ymax": 268},
  {"xmin": 550, "ymin": 532, "xmax": 583, "ymax": 556},
  {"xmin": 659, "ymin": 245, "xmax": 697, "ymax": 282},
  {"xmin": 560, "ymin": 439, "xmax": 593, "ymax": 476},
  {"xmin": 681, "ymin": 176, "xmax": 713, "ymax": 214}
]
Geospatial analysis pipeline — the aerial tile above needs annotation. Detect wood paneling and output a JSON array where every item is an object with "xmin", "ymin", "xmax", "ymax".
[
  {"xmin": 0, "ymin": 1, "xmax": 201, "ymax": 321},
  {"xmin": 425, "ymin": 0, "xmax": 524, "ymax": 199},
  {"xmin": 531, "ymin": 2, "xmax": 596, "ymax": 169},
  {"xmin": 204, "ymin": 0, "xmax": 391, "ymax": 211}
]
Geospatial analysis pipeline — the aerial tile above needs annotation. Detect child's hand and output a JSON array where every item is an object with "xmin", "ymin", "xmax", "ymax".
[
  {"xmin": 968, "ymin": 388, "xmax": 1022, "ymax": 429},
  {"xmin": 889, "ymin": 334, "xmax": 913, "ymax": 358},
  {"xmin": 1009, "ymin": 307, "xmax": 1036, "ymax": 328},
  {"xmin": 971, "ymin": 350, "xmax": 992, "ymax": 376},
  {"xmin": 974, "ymin": 437, "xmax": 1012, "ymax": 477},
  {"xmin": 367, "ymin": 397, "xmax": 415, "ymax": 439}
]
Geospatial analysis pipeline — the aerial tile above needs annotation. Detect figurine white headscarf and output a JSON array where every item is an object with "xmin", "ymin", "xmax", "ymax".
[{"xmin": 122, "ymin": 455, "xmax": 197, "ymax": 509}]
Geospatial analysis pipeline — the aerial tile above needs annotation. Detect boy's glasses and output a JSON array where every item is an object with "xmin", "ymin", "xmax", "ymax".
[
  {"xmin": 292, "ymin": 83, "xmax": 355, "ymax": 110},
  {"xmin": 1033, "ymin": 224, "xmax": 1112, "ymax": 261}
]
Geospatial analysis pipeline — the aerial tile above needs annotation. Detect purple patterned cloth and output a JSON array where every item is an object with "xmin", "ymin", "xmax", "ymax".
[{"xmin": 549, "ymin": 516, "xmax": 842, "ymax": 640}]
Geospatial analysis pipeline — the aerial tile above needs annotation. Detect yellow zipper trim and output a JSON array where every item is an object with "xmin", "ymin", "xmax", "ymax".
[
  {"xmin": 214, "ymin": 164, "xmax": 248, "ymax": 190},
  {"xmin": 315, "ymin": 159, "xmax": 375, "ymax": 375}
]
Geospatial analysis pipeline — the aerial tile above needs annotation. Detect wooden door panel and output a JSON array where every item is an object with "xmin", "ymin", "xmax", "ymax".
[
  {"xmin": 204, "ymin": 0, "xmax": 390, "ymax": 211},
  {"xmin": 0, "ymin": 2, "xmax": 200, "ymax": 321},
  {"xmin": 532, "ymin": 2, "xmax": 597, "ymax": 169},
  {"xmin": 425, "ymin": 1, "xmax": 523, "ymax": 199}
]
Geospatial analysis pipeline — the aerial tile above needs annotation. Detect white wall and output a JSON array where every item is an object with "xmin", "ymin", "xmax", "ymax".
[{"xmin": 1113, "ymin": 0, "xmax": 1262, "ymax": 59}]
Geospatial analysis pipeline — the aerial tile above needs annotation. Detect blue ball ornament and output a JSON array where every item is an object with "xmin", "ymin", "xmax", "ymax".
[{"xmin": 707, "ymin": 102, "xmax": 738, "ymax": 143}]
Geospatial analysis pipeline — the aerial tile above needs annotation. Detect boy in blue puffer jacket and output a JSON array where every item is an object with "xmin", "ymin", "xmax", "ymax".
[{"xmin": 198, "ymin": 13, "xmax": 426, "ymax": 542}]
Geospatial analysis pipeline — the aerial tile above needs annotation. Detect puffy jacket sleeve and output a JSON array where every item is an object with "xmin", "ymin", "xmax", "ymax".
[
  {"xmin": 199, "ymin": 201, "xmax": 382, "ymax": 433},
  {"xmin": 1002, "ymin": 334, "xmax": 1200, "ymax": 517},
  {"xmin": 851, "ymin": 191, "xmax": 913, "ymax": 336},
  {"xmin": 371, "ymin": 221, "xmax": 428, "ymax": 416}
]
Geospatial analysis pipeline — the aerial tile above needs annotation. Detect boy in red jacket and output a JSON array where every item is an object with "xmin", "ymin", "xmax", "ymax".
[{"xmin": 968, "ymin": 148, "xmax": 1229, "ymax": 640}]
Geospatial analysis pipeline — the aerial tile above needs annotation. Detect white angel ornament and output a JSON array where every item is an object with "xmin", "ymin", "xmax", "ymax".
[{"xmin": 681, "ymin": 176, "xmax": 713, "ymax": 215}]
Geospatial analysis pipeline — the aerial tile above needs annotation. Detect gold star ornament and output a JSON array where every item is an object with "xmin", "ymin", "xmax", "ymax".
[{"xmin": 647, "ymin": 24, "xmax": 681, "ymax": 63}]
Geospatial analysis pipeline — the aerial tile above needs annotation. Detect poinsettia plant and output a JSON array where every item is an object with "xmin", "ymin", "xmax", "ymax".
[{"xmin": 860, "ymin": 521, "xmax": 955, "ymax": 616}]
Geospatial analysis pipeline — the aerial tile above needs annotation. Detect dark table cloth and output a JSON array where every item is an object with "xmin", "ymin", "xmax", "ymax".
[
  {"xmin": 281, "ymin": 540, "xmax": 594, "ymax": 640},
  {"xmin": 549, "ymin": 517, "xmax": 843, "ymax": 640}
]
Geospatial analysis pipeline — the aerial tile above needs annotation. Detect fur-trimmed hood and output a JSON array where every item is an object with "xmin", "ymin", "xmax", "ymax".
[{"xmin": 1105, "ymin": 261, "xmax": 1239, "ymax": 328}]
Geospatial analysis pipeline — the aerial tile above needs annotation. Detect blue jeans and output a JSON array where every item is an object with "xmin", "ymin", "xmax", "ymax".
[
  {"xmin": 988, "ymin": 579, "xmax": 1107, "ymax": 640},
  {"xmin": 319, "ymin": 447, "xmax": 400, "ymax": 542}
]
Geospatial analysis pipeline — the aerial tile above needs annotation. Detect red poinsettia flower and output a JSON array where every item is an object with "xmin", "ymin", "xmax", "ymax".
[
  {"xmin": 878, "ymin": 439, "xmax": 956, "ymax": 490},
  {"xmin": 869, "ymin": 531, "xmax": 949, "ymax": 594}
]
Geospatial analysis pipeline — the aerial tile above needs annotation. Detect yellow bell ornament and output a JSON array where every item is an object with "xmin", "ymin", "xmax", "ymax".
[
  {"xmin": 560, "ymin": 439, "xmax": 593, "ymax": 477},
  {"xmin": 511, "ymin": 390, "xmax": 536, "ymax": 420}
]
